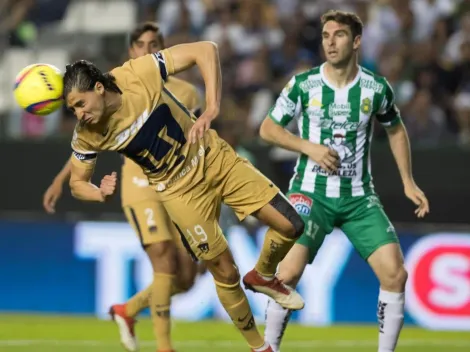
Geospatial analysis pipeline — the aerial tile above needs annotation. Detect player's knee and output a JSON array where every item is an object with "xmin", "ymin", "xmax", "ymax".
[
  {"xmin": 379, "ymin": 265, "xmax": 408, "ymax": 292},
  {"xmin": 145, "ymin": 241, "xmax": 177, "ymax": 274},
  {"xmin": 205, "ymin": 250, "xmax": 240, "ymax": 285}
]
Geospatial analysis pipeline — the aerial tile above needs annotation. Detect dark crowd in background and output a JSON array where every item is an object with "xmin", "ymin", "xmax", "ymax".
[{"xmin": 1, "ymin": 0, "xmax": 470, "ymax": 152}]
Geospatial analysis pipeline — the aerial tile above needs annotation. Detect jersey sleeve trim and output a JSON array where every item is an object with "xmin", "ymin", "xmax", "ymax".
[
  {"xmin": 152, "ymin": 49, "xmax": 175, "ymax": 81},
  {"xmin": 72, "ymin": 150, "xmax": 97, "ymax": 161},
  {"xmin": 71, "ymin": 150, "xmax": 97, "ymax": 169},
  {"xmin": 380, "ymin": 114, "xmax": 401, "ymax": 128}
]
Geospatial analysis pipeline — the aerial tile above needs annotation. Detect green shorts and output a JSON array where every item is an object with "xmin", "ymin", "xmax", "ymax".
[{"xmin": 287, "ymin": 189, "xmax": 398, "ymax": 263}]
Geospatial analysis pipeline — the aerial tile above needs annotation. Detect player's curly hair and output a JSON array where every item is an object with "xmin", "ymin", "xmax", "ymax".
[
  {"xmin": 321, "ymin": 10, "xmax": 363, "ymax": 39},
  {"xmin": 63, "ymin": 60, "xmax": 122, "ymax": 99}
]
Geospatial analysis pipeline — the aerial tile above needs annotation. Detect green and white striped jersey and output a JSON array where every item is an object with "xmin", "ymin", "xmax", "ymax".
[{"xmin": 268, "ymin": 63, "xmax": 401, "ymax": 198}]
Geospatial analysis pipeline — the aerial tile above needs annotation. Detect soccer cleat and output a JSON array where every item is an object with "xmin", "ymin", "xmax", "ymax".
[
  {"xmin": 243, "ymin": 269, "xmax": 304, "ymax": 310},
  {"xmin": 109, "ymin": 304, "xmax": 138, "ymax": 352}
]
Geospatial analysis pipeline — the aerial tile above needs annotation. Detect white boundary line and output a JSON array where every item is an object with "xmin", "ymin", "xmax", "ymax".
[{"xmin": 0, "ymin": 339, "xmax": 469, "ymax": 348}]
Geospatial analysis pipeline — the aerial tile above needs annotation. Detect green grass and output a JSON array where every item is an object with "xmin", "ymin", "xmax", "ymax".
[{"xmin": 0, "ymin": 314, "xmax": 468, "ymax": 351}]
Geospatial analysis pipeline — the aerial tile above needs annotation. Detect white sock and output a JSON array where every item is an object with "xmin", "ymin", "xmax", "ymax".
[
  {"xmin": 377, "ymin": 289, "xmax": 405, "ymax": 352},
  {"xmin": 264, "ymin": 299, "xmax": 292, "ymax": 352}
]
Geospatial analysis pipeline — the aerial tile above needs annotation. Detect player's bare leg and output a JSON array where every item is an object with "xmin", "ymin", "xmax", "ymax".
[
  {"xmin": 111, "ymin": 240, "xmax": 178, "ymax": 352},
  {"xmin": 173, "ymin": 246, "xmax": 198, "ymax": 293},
  {"xmin": 243, "ymin": 194, "xmax": 305, "ymax": 310},
  {"xmin": 265, "ymin": 244, "xmax": 309, "ymax": 352},
  {"xmin": 204, "ymin": 248, "xmax": 273, "ymax": 352},
  {"xmin": 367, "ymin": 243, "xmax": 408, "ymax": 352}
]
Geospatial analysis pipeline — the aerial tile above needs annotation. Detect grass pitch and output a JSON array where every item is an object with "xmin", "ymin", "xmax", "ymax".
[{"xmin": 0, "ymin": 314, "xmax": 468, "ymax": 351}]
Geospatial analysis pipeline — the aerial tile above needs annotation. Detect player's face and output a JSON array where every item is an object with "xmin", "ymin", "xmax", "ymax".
[
  {"xmin": 129, "ymin": 31, "xmax": 162, "ymax": 59},
  {"xmin": 66, "ymin": 83, "xmax": 106, "ymax": 124},
  {"xmin": 322, "ymin": 21, "xmax": 360, "ymax": 66}
]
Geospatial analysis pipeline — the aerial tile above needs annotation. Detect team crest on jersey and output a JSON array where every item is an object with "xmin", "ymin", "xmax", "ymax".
[
  {"xmin": 289, "ymin": 193, "xmax": 313, "ymax": 216},
  {"xmin": 360, "ymin": 97, "xmax": 372, "ymax": 115}
]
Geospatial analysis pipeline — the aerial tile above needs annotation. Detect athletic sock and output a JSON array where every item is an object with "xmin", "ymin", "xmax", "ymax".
[
  {"xmin": 255, "ymin": 228, "xmax": 296, "ymax": 277},
  {"xmin": 125, "ymin": 284, "xmax": 152, "ymax": 317},
  {"xmin": 151, "ymin": 273, "xmax": 175, "ymax": 351},
  {"xmin": 215, "ymin": 279, "xmax": 265, "ymax": 350},
  {"xmin": 377, "ymin": 289, "xmax": 405, "ymax": 352},
  {"xmin": 264, "ymin": 299, "xmax": 292, "ymax": 352},
  {"xmin": 126, "ymin": 281, "xmax": 185, "ymax": 318}
]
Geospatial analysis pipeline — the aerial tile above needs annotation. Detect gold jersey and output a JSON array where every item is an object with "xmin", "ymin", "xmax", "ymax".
[
  {"xmin": 71, "ymin": 50, "xmax": 219, "ymax": 199},
  {"xmin": 120, "ymin": 76, "xmax": 202, "ymax": 206}
]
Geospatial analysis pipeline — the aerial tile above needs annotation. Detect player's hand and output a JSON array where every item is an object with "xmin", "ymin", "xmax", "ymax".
[
  {"xmin": 43, "ymin": 181, "xmax": 63, "ymax": 214},
  {"xmin": 100, "ymin": 172, "xmax": 117, "ymax": 200},
  {"xmin": 304, "ymin": 143, "xmax": 340, "ymax": 173},
  {"xmin": 188, "ymin": 106, "xmax": 219, "ymax": 144},
  {"xmin": 404, "ymin": 182, "xmax": 429, "ymax": 218}
]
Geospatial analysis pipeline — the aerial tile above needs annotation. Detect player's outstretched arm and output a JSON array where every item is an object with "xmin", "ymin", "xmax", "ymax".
[
  {"xmin": 69, "ymin": 158, "xmax": 116, "ymax": 203},
  {"xmin": 260, "ymin": 118, "xmax": 339, "ymax": 173},
  {"xmin": 386, "ymin": 121, "xmax": 430, "ymax": 218},
  {"xmin": 167, "ymin": 41, "xmax": 221, "ymax": 112},
  {"xmin": 43, "ymin": 157, "xmax": 72, "ymax": 214},
  {"xmin": 166, "ymin": 42, "xmax": 221, "ymax": 143}
]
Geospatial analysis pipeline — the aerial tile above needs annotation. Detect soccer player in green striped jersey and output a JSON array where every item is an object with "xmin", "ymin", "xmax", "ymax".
[{"xmin": 260, "ymin": 10, "xmax": 429, "ymax": 352}]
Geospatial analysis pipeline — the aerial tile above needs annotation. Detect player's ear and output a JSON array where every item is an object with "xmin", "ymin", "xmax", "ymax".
[
  {"xmin": 94, "ymin": 82, "xmax": 105, "ymax": 95},
  {"xmin": 353, "ymin": 34, "xmax": 361, "ymax": 51}
]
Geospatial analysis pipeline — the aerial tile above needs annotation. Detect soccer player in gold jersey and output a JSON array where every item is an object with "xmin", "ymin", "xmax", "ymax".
[
  {"xmin": 43, "ymin": 23, "xmax": 203, "ymax": 352},
  {"xmin": 62, "ymin": 39, "xmax": 305, "ymax": 351}
]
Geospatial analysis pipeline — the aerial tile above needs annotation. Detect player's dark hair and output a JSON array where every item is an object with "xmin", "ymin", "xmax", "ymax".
[
  {"xmin": 129, "ymin": 21, "xmax": 165, "ymax": 49},
  {"xmin": 63, "ymin": 60, "xmax": 122, "ymax": 98},
  {"xmin": 321, "ymin": 10, "xmax": 363, "ymax": 39}
]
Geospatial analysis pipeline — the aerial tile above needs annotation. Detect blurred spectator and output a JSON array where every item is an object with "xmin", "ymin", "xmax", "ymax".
[
  {"xmin": 1, "ymin": 0, "xmax": 469, "ymax": 149},
  {"xmin": 444, "ymin": 12, "xmax": 470, "ymax": 64},
  {"xmin": 404, "ymin": 89, "xmax": 447, "ymax": 146},
  {"xmin": 454, "ymin": 41, "xmax": 470, "ymax": 145}
]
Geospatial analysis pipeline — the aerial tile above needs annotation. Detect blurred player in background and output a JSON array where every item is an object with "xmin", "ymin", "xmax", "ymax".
[
  {"xmin": 62, "ymin": 37, "xmax": 305, "ymax": 352},
  {"xmin": 43, "ymin": 22, "xmax": 203, "ymax": 352},
  {"xmin": 260, "ymin": 10, "xmax": 429, "ymax": 352}
]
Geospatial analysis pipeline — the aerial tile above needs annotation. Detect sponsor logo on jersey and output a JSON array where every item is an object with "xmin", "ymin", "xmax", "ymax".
[
  {"xmin": 281, "ymin": 92, "xmax": 297, "ymax": 111},
  {"xmin": 405, "ymin": 234, "xmax": 470, "ymax": 330},
  {"xmin": 299, "ymin": 78, "xmax": 323, "ymax": 92},
  {"xmin": 309, "ymin": 98, "xmax": 323, "ymax": 107},
  {"xmin": 328, "ymin": 103, "xmax": 351, "ymax": 118},
  {"xmin": 360, "ymin": 97, "xmax": 372, "ymax": 115},
  {"xmin": 319, "ymin": 118, "xmax": 363, "ymax": 131},
  {"xmin": 360, "ymin": 79, "xmax": 384, "ymax": 94},
  {"xmin": 288, "ymin": 193, "xmax": 313, "ymax": 216},
  {"xmin": 115, "ymin": 109, "xmax": 150, "ymax": 146}
]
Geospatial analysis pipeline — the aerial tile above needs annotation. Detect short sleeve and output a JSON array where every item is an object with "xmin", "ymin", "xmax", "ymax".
[
  {"xmin": 268, "ymin": 76, "xmax": 301, "ymax": 127},
  {"xmin": 125, "ymin": 49, "xmax": 175, "ymax": 92},
  {"xmin": 376, "ymin": 79, "xmax": 402, "ymax": 127},
  {"xmin": 71, "ymin": 129, "xmax": 97, "ymax": 169}
]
